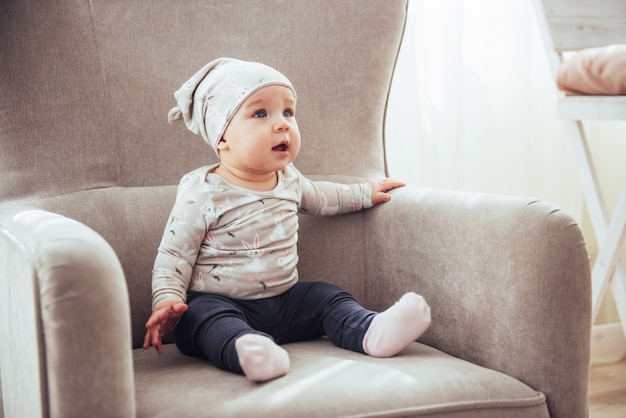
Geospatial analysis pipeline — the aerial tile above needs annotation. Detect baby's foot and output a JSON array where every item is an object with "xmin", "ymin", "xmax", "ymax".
[
  {"xmin": 235, "ymin": 334, "xmax": 290, "ymax": 382},
  {"xmin": 363, "ymin": 292, "xmax": 431, "ymax": 358}
]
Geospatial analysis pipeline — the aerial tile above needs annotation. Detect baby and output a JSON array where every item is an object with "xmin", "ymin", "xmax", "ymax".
[{"xmin": 143, "ymin": 58, "xmax": 431, "ymax": 382}]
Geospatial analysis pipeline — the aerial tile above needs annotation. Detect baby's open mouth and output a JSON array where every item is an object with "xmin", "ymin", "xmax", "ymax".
[{"xmin": 272, "ymin": 144, "xmax": 288, "ymax": 152}]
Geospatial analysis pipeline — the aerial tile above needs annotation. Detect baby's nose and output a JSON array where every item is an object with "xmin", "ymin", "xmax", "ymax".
[{"xmin": 273, "ymin": 117, "xmax": 290, "ymax": 132}]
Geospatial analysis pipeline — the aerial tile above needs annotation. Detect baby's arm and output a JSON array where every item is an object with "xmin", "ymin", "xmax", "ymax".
[
  {"xmin": 297, "ymin": 164, "xmax": 406, "ymax": 215},
  {"xmin": 145, "ymin": 169, "xmax": 210, "ymax": 353},
  {"xmin": 370, "ymin": 179, "xmax": 406, "ymax": 205}
]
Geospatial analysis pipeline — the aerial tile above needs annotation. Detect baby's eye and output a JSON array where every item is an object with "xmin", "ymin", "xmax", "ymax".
[
  {"xmin": 283, "ymin": 108, "xmax": 294, "ymax": 117},
  {"xmin": 253, "ymin": 110, "xmax": 267, "ymax": 118}
]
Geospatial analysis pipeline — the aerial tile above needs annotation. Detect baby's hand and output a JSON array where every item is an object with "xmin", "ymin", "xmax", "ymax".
[
  {"xmin": 371, "ymin": 179, "xmax": 406, "ymax": 205},
  {"xmin": 142, "ymin": 300, "xmax": 188, "ymax": 355}
]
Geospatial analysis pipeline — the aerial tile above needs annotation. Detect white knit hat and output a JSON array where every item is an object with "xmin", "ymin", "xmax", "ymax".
[{"xmin": 167, "ymin": 57, "xmax": 295, "ymax": 154}]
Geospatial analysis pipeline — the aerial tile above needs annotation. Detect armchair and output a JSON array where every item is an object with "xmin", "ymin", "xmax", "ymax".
[{"xmin": 0, "ymin": 1, "xmax": 591, "ymax": 417}]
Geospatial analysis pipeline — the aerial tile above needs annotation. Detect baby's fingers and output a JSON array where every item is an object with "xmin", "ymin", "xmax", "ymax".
[
  {"xmin": 371, "ymin": 179, "xmax": 405, "ymax": 205},
  {"xmin": 145, "ymin": 304, "xmax": 175, "ymax": 329},
  {"xmin": 142, "ymin": 329, "xmax": 152, "ymax": 350},
  {"xmin": 377, "ymin": 179, "xmax": 406, "ymax": 192},
  {"xmin": 152, "ymin": 334, "xmax": 164, "ymax": 355},
  {"xmin": 371, "ymin": 192, "xmax": 391, "ymax": 205},
  {"xmin": 142, "ymin": 326, "xmax": 163, "ymax": 354},
  {"xmin": 146, "ymin": 325, "xmax": 165, "ymax": 354},
  {"xmin": 172, "ymin": 302, "xmax": 189, "ymax": 315}
]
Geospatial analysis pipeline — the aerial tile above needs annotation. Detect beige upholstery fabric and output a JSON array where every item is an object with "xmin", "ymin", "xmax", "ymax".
[
  {"xmin": 1, "ymin": 1, "xmax": 590, "ymax": 417},
  {"xmin": 134, "ymin": 341, "xmax": 549, "ymax": 417}
]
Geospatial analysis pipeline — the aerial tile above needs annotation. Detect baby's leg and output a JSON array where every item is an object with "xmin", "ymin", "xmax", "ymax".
[
  {"xmin": 362, "ymin": 292, "xmax": 431, "ymax": 357},
  {"xmin": 290, "ymin": 282, "xmax": 376, "ymax": 353},
  {"xmin": 173, "ymin": 294, "xmax": 289, "ymax": 381},
  {"xmin": 280, "ymin": 283, "xmax": 430, "ymax": 357},
  {"xmin": 235, "ymin": 334, "xmax": 290, "ymax": 382}
]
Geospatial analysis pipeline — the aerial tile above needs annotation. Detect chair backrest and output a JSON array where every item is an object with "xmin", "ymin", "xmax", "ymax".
[
  {"xmin": 0, "ymin": 1, "xmax": 408, "ymax": 347},
  {"xmin": 0, "ymin": 0, "xmax": 407, "ymax": 206},
  {"xmin": 533, "ymin": 0, "xmax": 626, "ymax": 77}
]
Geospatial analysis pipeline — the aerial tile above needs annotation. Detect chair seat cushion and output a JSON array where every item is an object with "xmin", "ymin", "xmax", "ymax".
[
  {"xmin": 134, "ymin": 339, "xmax": 549, "ymax": 417},
  {"xmin": 557, "ymin": 45, "xmax": 626, "ymax": 95}
]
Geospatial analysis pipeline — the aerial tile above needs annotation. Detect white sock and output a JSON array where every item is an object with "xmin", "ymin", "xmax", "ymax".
[
  {"xmin": 235, "ymin": 334, "xmax": 290, "ymax": 382},
  {"xmin": 362, "ymin": 292, "xmax": 431, "ymax": 358}
]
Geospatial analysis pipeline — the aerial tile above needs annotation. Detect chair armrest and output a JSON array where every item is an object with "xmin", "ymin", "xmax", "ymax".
[
  {"xmin": 0, "ymin": 206, "xmax": 135, "ymax": 417},
  {"xmin": 363, "ymin": 187, "xmax": 591, "ymax": 418}
]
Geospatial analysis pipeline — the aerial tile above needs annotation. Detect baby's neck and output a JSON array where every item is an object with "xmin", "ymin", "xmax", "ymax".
[{"xmin": 214, "ymin": 164, "xmax": 278, "ymax": 192}]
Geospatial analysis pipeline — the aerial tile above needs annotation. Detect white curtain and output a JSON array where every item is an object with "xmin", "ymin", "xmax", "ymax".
[{"xmin": 386, "ymin": 0, "xmax": 582, "ymax": 218}]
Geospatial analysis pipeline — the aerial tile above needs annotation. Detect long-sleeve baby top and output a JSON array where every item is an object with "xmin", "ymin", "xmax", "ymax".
[{"xmin": 151, "ymin": 163, "xmax": 373, "ymax": 309}]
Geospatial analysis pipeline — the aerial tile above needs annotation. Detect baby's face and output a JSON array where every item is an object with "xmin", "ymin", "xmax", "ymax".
[{"xmin": 219, "ymin": 85, "xmax": 301, "ymax": 175}]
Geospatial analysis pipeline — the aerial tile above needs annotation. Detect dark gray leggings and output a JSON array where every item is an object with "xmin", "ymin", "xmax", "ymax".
[{"xmin": 173, "ymin": 281, "xmax": 376, "ymax": 375}]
